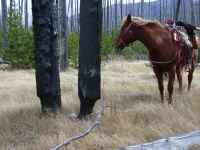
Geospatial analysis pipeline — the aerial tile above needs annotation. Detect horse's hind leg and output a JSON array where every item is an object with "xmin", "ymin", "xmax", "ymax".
[
  {"xmin": 168, "ymin": 67, "xmax": 176, "ymax": 104},
  {"xmin": 154, "ymin": 69, "xmax": 164, "ymax": 103},
  {"xmin": 176, "ymin": 66, "xmax": 183, "ymax": 92},
  {"xmin": 188, "ymin": 64, "xmax": 195, "ymax": 91},
  {"xmin": 188, "ymin": 49, "xmax": 198, "ymax": 91}
]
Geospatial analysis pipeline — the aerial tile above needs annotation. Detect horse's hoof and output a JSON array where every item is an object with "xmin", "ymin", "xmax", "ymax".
[
  {"xmin": 178, "ymin": 88, "xmax": 183, "ymax": 93},
  {"xmin": 167, "ymin": 99, "xmax": 173, "ymax": 105},
  {"xmin": 188, "ymin": 87, "xmax": 191, "ymax": 91},
  {"xmin": 168, "ymin": 102, "xmax": 173, "ymax": 105}
]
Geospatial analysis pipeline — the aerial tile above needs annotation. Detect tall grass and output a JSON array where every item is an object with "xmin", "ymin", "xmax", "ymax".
[{"xmin": 0, "ymin": 60, "xmax": 200, "ymax": 150}]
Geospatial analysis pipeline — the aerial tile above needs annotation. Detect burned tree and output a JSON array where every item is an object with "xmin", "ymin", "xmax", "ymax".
[
  {"xmin": 1, "ymin": 0, "xmax": 8, "ymax": 49},
  {"xmin": 175, "ymin": 0, "xmax": 181, "ymax": 20},
  {"xmin": 78, "ymin": 0, "xmax": 102, "ymax": 118},
  {"xmin": 24, "ymin": 0, "xmax": 28, "ymax": 31},
  {"xmin": 32, "ymin": 0, "xmax": 61, "ymax": 113},
  {"xmin": 59, "ymin": 0, "xmax": 68, "ymax": 71}
]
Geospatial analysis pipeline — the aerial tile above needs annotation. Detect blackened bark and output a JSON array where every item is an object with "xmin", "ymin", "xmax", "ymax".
[
  {"xmin": 190, "ymin": 0, "xmax": 195, "ymax": 24},
  {"xmin": 32, "ymin": 0, "xmax": 61, "ymax": 113},
  {"xmin": 106, "ymin": 0, "xmax": 109, "ymax": 33},
  {"xmin": 159, "ymin": 0, "xmax": 162, "ymax": 21},
  {"xmin": 78, "ymin": 0, "xmax": 102, "ymax": 119},
  {"xmin": 114, "ymin": 0, "xmax": 117, "ymax": 28},
  {"xmin": 175, "ymin": 0, "xmax": 181, "ymax": 20},
  {"xmin": 120, "ymin": 0, "xmax": 123, "ymax": 21},
  {"xmin": 132, "ymin": 0, "xmax": 135, "ymax": 16},
  {"xmin": 1, "ymin": 0, "xmax": 8, "ymax": 49},
  {"xmin": 24, "ymin": 0, "xmax": 28, "ymax": 31},
  {"xmin": 59, "ymin": 0, "xmax": 68, "ymax": 71},
  {"xmin": 141, "ymin": 0, "xmax": 144, "ymax": 17}
]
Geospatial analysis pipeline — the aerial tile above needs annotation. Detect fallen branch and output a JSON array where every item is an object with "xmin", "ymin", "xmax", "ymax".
[{"xmin": 50, "ymin": 90, "xmax": 105, "ymax": 150}]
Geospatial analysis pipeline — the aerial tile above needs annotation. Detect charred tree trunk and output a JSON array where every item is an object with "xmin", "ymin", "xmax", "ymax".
[
  {"xmin": 106, "ymin": 0, "xmax": 109, "ymax": 33},
  {"xmin": 175, "ymin": 0, "xmax": 181, "ymax": 20},
  {"xmin": 190, "ymin": 0, "xmax": 195, "ymax": 24},
  {"xmin": 1, "ymin": 0, "xmax": 8, "ymax": 49},
  {"xmin": 148, "ymin": 0, "xmax": 151, "ymax": 19},
  {"xmin": 59, "ymin": 0, "xmax": 68, "ymax": 71},
  {"xmin": 114, "ymin": 0, "xmax": 118, "ymax": 28},
  {"xmin": 24, "ymin": 0, "xmax": 28, "ymax": 30},
  {"xmin": 70, "ymin": 0, "xmax": 74, "ymax": 32},
  {"xmin": 132, "ymin": 0, "xmax": 135, "ymax": 16},
  {"xmin": 32, "ymin": 0, "xmax": 61, "ymax": 113},
  {"xmin": 78, "ymin": 0, "xmax": 102, "ymax": 119},
  {"xmin": 159, "ymin": 0, "xmax": 162, "ymax": 21},
  {"xmin": 120, "ymin": 0, "xmax": 123, "ymax": 21},
  {"xmin": 141, "ymin": 0, "xmax": 144, "ymax": 17}
]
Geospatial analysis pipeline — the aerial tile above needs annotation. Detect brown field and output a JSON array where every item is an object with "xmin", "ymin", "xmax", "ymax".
[{"xmin": 0, "ymin": 60, "xmax": 200, "ymax": 150}]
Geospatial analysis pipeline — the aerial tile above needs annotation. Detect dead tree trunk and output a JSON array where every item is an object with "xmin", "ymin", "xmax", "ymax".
[
  {"xmin": 132, "ymin": 0, "xmax": 135, "ymax": 16},
  {"xmin": 141, "ymin": 0, "xmax": 144, "ymax": 17},
  {"xmin": 114, "ymin": 0, "xmax": 118, "ymax": 28},
  {"xmin": 59, "ymin": 0, "xmax": 68, "ymax": 71},
  {"xmin": 175, "ymin": 0, "xmax": 181, "ymax": 20},
  {"xmin": 78, "ymin": 0, "xmax": 102, "ymax": 119},
  {"xmin": 190, "ymin": 0, "xmax": 195, "ymax": 24},
  {"xmin": 32, "ymin": 0, "xmax": 61, "ymax": 113},
  {"xmin": 24, "ymin": 0, "xmax": 28, "ymax": 30},
  {"xmin": 120, "ymin": 0, "xmax": 123, "ymax": 21},
  {"xmin": 1, "ymin": 0, "xmax": 8, "ymax": 49}
]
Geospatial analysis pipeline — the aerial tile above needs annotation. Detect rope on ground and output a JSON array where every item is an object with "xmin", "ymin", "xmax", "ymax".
[
  {"xmin": 50, "ymin": 90, "xmax": 105, "ymax": 150},
  {"xmin": 117, "ymin": 130, "xmax": 200, "ymax": 150}
]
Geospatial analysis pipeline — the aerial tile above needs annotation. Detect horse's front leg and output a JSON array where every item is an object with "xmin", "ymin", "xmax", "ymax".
[
  {"xmin": 154, "ymin": 68, "xmax": 164, "ymax": 103},
  {"xmin": 176, "ymin": 65, "xmax": 183, "ymax": 92},
  {"xmin": 168, "ymin": 67, "xmax": 176, "ymax": 104},
  {"xmin": 188, "ymin": 64, "xmax": 195, "ymax": 91}
]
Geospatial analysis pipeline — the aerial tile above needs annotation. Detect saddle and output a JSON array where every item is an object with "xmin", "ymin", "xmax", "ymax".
[
  {"xmin": 166, "ymin": 26, "xmax": 193, "ymax": 68},
  {"xmin": 166, "ymin": 27, "xmax": 182, "ymax": 44}
]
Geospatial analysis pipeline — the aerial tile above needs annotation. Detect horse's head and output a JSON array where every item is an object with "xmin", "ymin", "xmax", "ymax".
[{"xmin": 115, "ymin": 14, "xmax": 138, "ymax": 49}]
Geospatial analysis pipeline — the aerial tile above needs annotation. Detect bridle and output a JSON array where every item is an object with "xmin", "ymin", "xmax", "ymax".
[{"xmin": 118, "ymin": 23, "xmax": 133, "ymax": 48}]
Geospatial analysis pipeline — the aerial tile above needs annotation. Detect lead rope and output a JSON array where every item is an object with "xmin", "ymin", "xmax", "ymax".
[{"xmin": 50, "ymin": 83, "xmax": 105, "ymax": 150}]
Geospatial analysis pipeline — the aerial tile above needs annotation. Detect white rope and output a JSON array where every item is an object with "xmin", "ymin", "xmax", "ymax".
[
  {"xmin": 50, "ymin": 89, "xmax": 105, "ymax": 150},
  {"xmin": 117, "ymin": 130, "xmax": 200, "ymax": 150}
]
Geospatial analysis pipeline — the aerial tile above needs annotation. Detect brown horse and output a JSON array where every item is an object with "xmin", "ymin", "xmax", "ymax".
[
  {"xmin": 177, "ymin": 31, "xmax": 200, "ymax": 91},
  {"xmin": 116, "ymin": 15, "xmax": 199, "ymax": 104}
]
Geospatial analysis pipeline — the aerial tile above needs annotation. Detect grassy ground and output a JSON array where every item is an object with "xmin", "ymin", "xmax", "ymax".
[{"xmin": 0, "ymin": 60, "xmax": 200, "ymax": 150}]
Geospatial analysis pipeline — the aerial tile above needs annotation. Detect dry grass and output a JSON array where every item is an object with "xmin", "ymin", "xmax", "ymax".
[{"xmin": 0, "ymin": 60, "xmax": 200, "ymax": 150}]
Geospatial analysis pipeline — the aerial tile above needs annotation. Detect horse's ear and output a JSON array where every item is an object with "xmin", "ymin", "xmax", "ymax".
[{"xmin": 127, "ymin": 14, "xmax": 132, "ymax": 22}]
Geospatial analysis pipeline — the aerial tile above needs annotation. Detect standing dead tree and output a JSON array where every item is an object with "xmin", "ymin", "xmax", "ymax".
[
  {"xmin": 78, "ymin": 0, "xmax": 102, "ymax": 119},
  {"xmin": 24, "ymin": 0, "xmax": 28, "ymax": 31},
  {"xmin": 32, "ymin": 0, "xmax": 62, "ymax": 113},
  {"xmin": 1, "ymin": 0, "xmax": 8, "ymax": 49},
  {"xmin": 175, "ymin": 0, "xmax": 181, "ymax": 20},
  {"xmin": 59, "ymin": 0, "xmax": 68, "ymax": 71}
]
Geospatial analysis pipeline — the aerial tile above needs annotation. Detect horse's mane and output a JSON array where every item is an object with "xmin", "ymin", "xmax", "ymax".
[
  {"xmin": 122, "ymin": 16, "xmax": 164, "ymax": 28},
  {"xmin": 132, "ymin": 17, "xmax": 164, "ymax": 28}
]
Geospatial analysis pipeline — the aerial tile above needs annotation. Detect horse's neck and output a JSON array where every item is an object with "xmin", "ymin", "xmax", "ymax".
[{"xmin": 135, "ymin": 27, "xmax": 158, "ymax": 50}]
